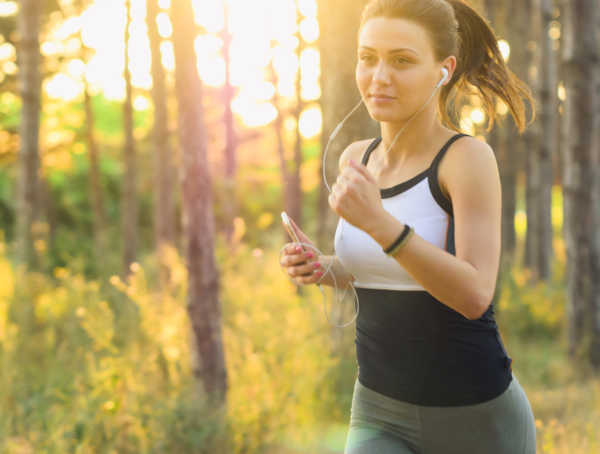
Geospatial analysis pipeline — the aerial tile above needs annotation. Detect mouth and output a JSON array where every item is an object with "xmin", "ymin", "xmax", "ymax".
[{"xmin": 370, "ymin": 94, "xmax": 396, "ymax": 99}]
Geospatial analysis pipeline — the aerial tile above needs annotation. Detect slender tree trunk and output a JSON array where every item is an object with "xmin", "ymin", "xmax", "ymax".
[
  {"xmin": 525, "ymin": 0, "xmax": 556, "ymax": 283},
  {"xmin": 562, "ymin": 0, "xmax": 600, "ymax": 369},
  {"xmin": 122, "ymin": 0, "xmax": 137, "ymax": 277},
  {"xmin": 504, "ymin": 0, "xmax": 531, "ymax": 265},
  {"xmin": 289, "ymin": 12, "xmax": 304, "ymax": 232},
  {"xmin": 147, "ymin": 0, "xmax": 175, "ymax": 257},
  {"xmin": 221, "ymin": 3, "xmax": 238, "ymax": 245},
  {"xmin": 16, "ymin": 0, "xmax": 42, "ymax": 270},
  {"xmin": 84, "ymin": 88, "xmax": 107, "ymax": 251},
  {"xmin": 171, "ymin": 0, "xmax": 227, "ymax": 401}
]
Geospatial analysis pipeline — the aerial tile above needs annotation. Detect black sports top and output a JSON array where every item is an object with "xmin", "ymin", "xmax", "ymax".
[{"xmin": 334, "ymin": 134, "xmax": 513, "ymax": 407}]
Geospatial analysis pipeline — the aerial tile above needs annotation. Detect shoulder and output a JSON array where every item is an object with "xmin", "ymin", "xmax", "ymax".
[
  {"xmin": 438, "ymin": 135, "xmax": 499, "ymax": 203},
  {"xmin": 338, "ymin": 138, "xmax": 378, "ymax": 174}
]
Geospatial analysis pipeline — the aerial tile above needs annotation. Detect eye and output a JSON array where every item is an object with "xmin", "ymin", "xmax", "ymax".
[
  {"xmin": 395, "ymin": 57, "xmax": 410, "ymax": 64},
  {"xmin": 360, "ymin": 55, "xmax": 374, "ymax": 62}
]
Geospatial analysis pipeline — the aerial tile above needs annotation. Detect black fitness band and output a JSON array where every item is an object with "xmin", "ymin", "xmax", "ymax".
[{"xmin": 383, "ymin": 224, "xmax": 412, "ymax": 254}]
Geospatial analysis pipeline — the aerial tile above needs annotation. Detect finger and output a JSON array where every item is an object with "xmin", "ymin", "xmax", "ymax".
[
  {"xmin": 284, "ymin": 243, "xmax": 303, "ymax": 255},
  {"xmin": 288, "ymin": 261, "xmax": 320, "ymax": 277},
  {"xmin": 349, "ymin": 160, "xmax": 376, "ymax": 182},
  {"xmin": 282, "ymin": 251, "xmax": 312, "ymax": 267},
  {"xmin": 296, "ymin": 270, "xmax": 324, "ymax": 285}
]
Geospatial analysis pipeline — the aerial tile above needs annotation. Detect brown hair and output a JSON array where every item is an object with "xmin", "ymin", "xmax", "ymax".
[{"xmin": 357, "ymin": 0, "xmax": 536, "ymax": 133}]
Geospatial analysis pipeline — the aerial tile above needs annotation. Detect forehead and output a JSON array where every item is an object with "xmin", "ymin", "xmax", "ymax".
[{"xmin": 358, "ymin": 17, "xmax": 432, "ymax": 56}]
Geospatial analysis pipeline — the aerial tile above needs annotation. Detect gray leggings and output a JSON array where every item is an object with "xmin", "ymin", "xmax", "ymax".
[{"xmin": 345, "ymin": 372, "xmax": 536, "ymax": 454}]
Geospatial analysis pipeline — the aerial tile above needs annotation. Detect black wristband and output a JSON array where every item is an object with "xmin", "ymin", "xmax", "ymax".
[{"xmin": 383, "ymin": 224, "xmax": 411, "ymax": 254}]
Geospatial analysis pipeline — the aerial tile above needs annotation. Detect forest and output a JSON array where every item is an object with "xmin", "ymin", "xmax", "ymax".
[{"xmin": 1, "ymin": 0, "xmax": 599, "ymax": 452}]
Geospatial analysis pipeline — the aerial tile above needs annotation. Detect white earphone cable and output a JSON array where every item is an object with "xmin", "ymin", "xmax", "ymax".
[{"xmin": 279, "ymin": 69, "xmax": 448, "ymax": 327}]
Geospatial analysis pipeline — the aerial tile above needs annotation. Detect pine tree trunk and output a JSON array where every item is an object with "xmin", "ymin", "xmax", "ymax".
[
  {"xmin": 221, "ymin": 3, "xmax": 238, "ymax": 245},
  {"xmin": 561, "ymin": 0, "xmax": 600, "ymax": 369},
  {"xmin": 122, "ymin": 0, "xmax": 137, "ymax": 277},
  {"xmin": 147, "ymin": 0, "xmax": 175, "ymax": 255},
  {"xmin": 16, "ymin": 0, "xmax": 42, "ymax": 270},
  {"xmin": 171, "ymin": 0, "xmax": 227, "ymax": 401}
]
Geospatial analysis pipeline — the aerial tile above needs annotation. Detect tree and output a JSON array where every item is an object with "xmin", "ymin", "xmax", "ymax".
[
  {"xmin": 171, "ymin": 0, "xmax": 227, "ymax": 401},
  {"xmin": 147, "ymin": 0, "xmax": 175, "ymax": 256},
  {"xmin": 16, "ymin": 0, "xmax": 42, "ymax": 269},
  {"xmin": 525, "ymin": 0, "xmax": 557, "ymax": 282},
  {"xmin": 561, "ymin": 0, "xmax": 600, "ymax": 369},
  {"xmin": 220, "ymin": 2, "xmax": 238, "ymax": 245},
  {"xmin": 122, "ymin": 0, "xmax": 137, "ymax": 277}
]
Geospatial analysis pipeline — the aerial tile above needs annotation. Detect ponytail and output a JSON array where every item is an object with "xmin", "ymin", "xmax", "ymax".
[
  {"xmin": 359, "ymin": 0, "xmax": 537, "ymax": 134},
  {"xmin": 443, "ymin": 0, "xmax": 536, "ymax": 133}
]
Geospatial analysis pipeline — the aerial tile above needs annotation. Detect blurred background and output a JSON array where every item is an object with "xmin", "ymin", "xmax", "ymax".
[{"xmin": 1, "ymin": 0, "xmax": 599, "ymax": 452}]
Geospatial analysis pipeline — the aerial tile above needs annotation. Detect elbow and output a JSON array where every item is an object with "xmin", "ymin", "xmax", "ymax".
[{"xmin": 465, "ymin": 293, "xmax": 492, "ymax": 321}]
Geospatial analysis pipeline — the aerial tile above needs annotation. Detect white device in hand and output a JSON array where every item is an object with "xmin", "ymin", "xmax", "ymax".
[{"xmin": 281, "ymin": 211, "xmax": 301, "ymax": 245}]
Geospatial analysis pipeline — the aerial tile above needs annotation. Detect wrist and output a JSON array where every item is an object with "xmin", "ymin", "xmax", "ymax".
[{"xmin": 365, "ymin": 211, "xmax": 405, "ymax": 247}]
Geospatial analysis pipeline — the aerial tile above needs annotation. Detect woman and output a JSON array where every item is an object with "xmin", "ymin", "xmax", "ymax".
[{"xmin": 280, "ymin": 0, "xmax": 537, "ymax": 452}]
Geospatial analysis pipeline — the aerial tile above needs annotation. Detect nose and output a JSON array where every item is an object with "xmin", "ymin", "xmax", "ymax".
[{"xmin": 372, "ymin": 60, "xmax": 391, "ymax": 86}]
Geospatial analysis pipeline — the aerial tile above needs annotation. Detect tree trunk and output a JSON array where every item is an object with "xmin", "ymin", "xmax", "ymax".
[
  {"xmin": 503, "ymin": 0, "xmax": 531, "ymax": 266},
  {"xmin": 289, "ymin": 13, "xmax": 304, "ymax": 232},
  {"xmin": 122, "ymin": 0, "xmax": 137, "ymax": 278},
  {"xmin": 525, "ymin": 0, "xmax": 556, "ymax": 283},
  {"xmin": 16, "ymin": 0, "xmax": 42, "ymax": 270},
  {"xmin": 147, "ymin": 0, "xmax": 175, "ymax": 257},
  {"xmin": 171, "ymin": 0, "xmax": 227, "ymax": 401},
  {"xmin": 221, "ymin": 3, "xmax": 238, "ymax": 245},
  {"xmin": 561, "ymin": 0, "xmax": 600, "ymax": 369}
]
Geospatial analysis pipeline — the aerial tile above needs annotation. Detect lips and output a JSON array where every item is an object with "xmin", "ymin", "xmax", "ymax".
[{"xmin": 370, "ymin": 93, "xmax": 395, "ymax": 98}]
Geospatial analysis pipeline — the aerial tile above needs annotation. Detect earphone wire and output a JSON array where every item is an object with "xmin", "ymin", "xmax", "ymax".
[{"xmin": 279, "ymin": 70, "xmax": 447, "ymax": 328}]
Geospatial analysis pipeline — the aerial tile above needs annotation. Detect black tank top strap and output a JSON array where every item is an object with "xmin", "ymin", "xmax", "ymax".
[
  {"xmin": 361, "ymin": 137, "xmax": 382, "ymax": 165},
  {"xmin": 428, "ymin": 133, "xmax": 472, "ymax": 218}
]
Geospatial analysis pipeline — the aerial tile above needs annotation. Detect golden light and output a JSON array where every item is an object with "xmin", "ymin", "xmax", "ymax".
[
  {"xmin": 470, "ymin": 107, "xmax": 485, "ymax": 125},
  {"xmin": 67, "ymin": 59, "xmax": 86, "ymax": 78},
  {"xmin": 277, "ymin": 80, "xmax": 296, "ymax": 97},
  {"xmin": 156, "ymin": 12, "xmax": 173, "ymax": 38},
  {"xmin": 298, "ymin": 0, "xmax": 318, "ymax": 18},
  {"xmin": 133, "ymin": 95, "xmax": 149, "ymax": 111},
  {"xmin": 498, "ymin": 40, "xmax": 510, "ymax": 62},
  {"xmin": 239, "ymin": 81, "xmax": 276, "ymax": 101},
  {"xmin": 197, "ymin": 56, "xmax": 226, "ymax": 87},
  {"xmin": 0, "ymin": 43, "xmax": 15, "ymax": 61},
  {"xmin": 549, "ymin": 28, "xmax": 560, "ymax": 40},
  {"xmin": 45, "ymin": 74, "xmax": 84, "ymax": 102},
  {"xmin": 496, "ymin": 100, "xmax": 509, "ymax": 115},
  {"xmin": 558, "ymin": 82, "xmax": 566, "ymax": 101},
  {"xmin": 160, "ymin": 41, "xmax": 175, "ymax": 72},
  {"xmin": 299, "ymin": 18, "xmax": 319, "ymax": 43},
  {"xmin": 272, "ymin": 46, "xmax": 299, "ymax": 79},
  {"xmin": 0, "ymin": 2, "xmax": 18, "ymax": 16},
  {"xmin": 243, "ymin": 102, "xmax": 278, "ymax": 128},
  {"xmin": 299, "ymin": 106, "xmax": 322, "ymax": 138},
  {"xmin": 192, "ymin": 0, "xmax": 224, "ymax": 33}
]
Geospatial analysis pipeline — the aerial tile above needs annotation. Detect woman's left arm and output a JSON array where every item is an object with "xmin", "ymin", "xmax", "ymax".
[{"xmin": 331, "ymin": 139, "xmax": 501, "ymax": 321}]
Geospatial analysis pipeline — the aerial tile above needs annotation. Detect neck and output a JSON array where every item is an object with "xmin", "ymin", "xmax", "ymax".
[{"xmin": 376, "ymin": 105, "xmax": 443, "ymax": 171}]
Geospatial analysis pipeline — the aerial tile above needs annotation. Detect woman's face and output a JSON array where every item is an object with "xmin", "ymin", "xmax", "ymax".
[{"xmin": 356, "ymin": 17, "xmax": 452, "ymax": 123}]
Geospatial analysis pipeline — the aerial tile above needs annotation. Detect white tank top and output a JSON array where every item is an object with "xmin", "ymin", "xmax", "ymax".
[{"xmin": 334, "ymin": 133, "xmax": 471, "ymax": 291}]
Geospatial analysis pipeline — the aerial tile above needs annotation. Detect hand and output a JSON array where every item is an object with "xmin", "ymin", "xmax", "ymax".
[
  {"xmin": 328, "ymin": 159, "xmax": 385, "ymax": 233},
  {"xmin": 280, "ymin": 216, "xmax": 325, "ymax": 285}
]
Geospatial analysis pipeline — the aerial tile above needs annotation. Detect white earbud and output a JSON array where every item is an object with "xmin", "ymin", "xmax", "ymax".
[{"xmin": 437, "ymin": 68, "xmax": 449, "ymax": 88}]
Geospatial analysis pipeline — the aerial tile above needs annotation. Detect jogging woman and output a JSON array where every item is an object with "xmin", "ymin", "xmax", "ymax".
[{"xmin": 280, "ymin": 0, "xmax": 537, "ymax": 452}]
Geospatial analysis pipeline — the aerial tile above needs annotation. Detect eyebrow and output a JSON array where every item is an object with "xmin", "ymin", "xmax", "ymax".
[{"xmin": 358, "ymin": 46, "xmax": 418, "ymax": 55}]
